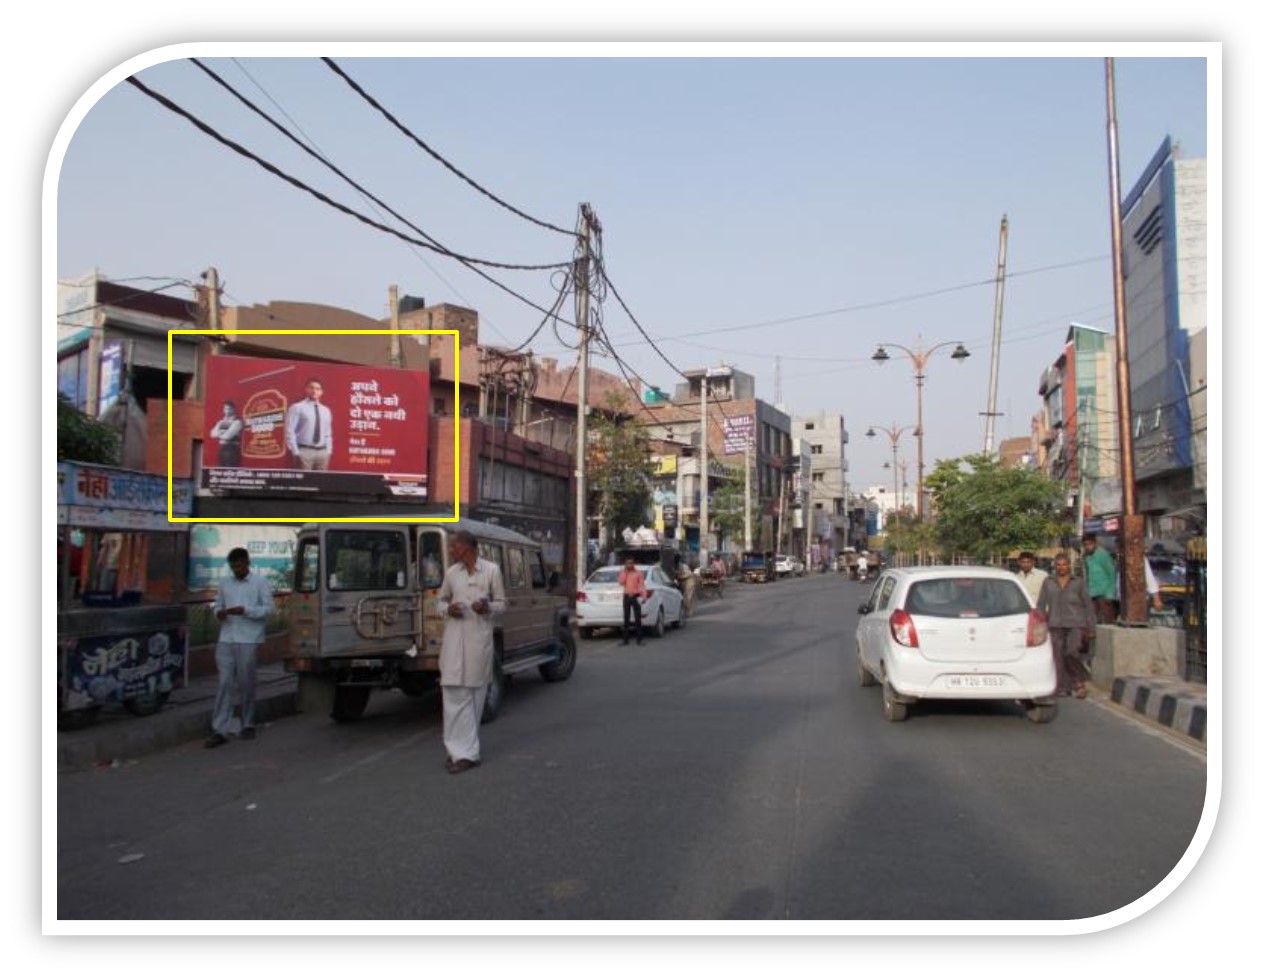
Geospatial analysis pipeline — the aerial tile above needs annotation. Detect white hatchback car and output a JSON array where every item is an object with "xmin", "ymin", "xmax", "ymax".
[
  {"xmin": 855, "ymin": 566, "xmax": 1058, "ymax": 723},
  {"xmin": 576, "ymin": 564, "xmax": 686, "ymax": 639}
]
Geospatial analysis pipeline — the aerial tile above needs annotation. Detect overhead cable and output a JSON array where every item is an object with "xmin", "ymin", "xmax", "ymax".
[{"xmin": 322, "ymin": 57, "xmax": 576, "ymax": 239}]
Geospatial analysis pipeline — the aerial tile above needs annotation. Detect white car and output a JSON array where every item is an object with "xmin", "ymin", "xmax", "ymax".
[
  {"xmin": 854, "ymin": 566, "xmax": 1058, "ymax": 723},
  {"xmin": 774, "ymin": 554, "xmax": 801, "ymax": 578},
  {"xmin": 576, "ymin": 564, "xmax": 686, "ymax": 639}
]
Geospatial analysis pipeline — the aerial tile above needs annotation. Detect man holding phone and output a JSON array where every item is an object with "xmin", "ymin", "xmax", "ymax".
[{"xmin": 436, "ymin": 530, "xmax": 506, "ymax": 774}]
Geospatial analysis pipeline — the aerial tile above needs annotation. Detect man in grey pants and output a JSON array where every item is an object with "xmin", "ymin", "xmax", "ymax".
[{"xmin": 206, "ymin": 547, "xmax": 274, "ymax": 747}]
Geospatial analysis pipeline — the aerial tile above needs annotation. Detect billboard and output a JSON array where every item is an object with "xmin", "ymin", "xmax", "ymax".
[
  {"xmin": 723, "ymin": 415, "xmax": 755, "ymax": 454},
  {"xmin": 203, "ymin": 354, "xmax": 429, "ymax": 499}
]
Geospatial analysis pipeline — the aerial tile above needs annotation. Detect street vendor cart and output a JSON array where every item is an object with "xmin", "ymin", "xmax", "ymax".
[{"xmin": 56, "ymin": 462, "xmax": 194, "ymax": 729}]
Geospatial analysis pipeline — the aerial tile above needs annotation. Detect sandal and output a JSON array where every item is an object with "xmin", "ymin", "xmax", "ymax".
[{"xmin": 1073, "ymin": 685, "xmax": 1088, "ymax": 699}]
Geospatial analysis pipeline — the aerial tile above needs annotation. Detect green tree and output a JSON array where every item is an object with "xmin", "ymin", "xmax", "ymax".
[
  {"xmin": 881, "ymin": 511, "xmax": 940, "ymax": 563},
  {"xmin": 707, "ymin": 465, "xmax": 746, "ymax": 547},
  {"xmin": 925, "ymin": 453, "xmax": 1070, "ymax": 563},
  {"xmin": 57, "ymin": 392, "xmax": 120, "ymax": 465},
  {"xmin": 587, "ymin": 391, "xmax": 656, "ymax": 546}
]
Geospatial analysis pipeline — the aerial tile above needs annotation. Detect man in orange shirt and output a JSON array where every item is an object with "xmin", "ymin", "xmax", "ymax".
[{"xmin": 618, "ymin": 556, "xmax": 648, "ymax": 646}]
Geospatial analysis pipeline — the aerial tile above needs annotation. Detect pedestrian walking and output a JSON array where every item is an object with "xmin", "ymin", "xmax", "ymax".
[
  {"xmin": 675, "ymin": 558, "xmax": 698, "ymax": 615},
  {"xmin": 1081, "ymin": 532, "xmax": 1118, "ymax": 623},
  {"xmin": 1037, "ymin": 552, "xmax": 1096, "ymax": 698},
  {"xmin": 206, "ymin": 547, "xmax": 274, "ymax": 748},
  {"xmin": 436, "ymin": 529, "xmax": 506, "ymax": 775},
  {"xmin": 618, "ymin": 556, "xmax": 648, "ymax": 646},
  {"xmin": 1015, "ymin": 551, "xmax": 1048, "ymax": 605}
]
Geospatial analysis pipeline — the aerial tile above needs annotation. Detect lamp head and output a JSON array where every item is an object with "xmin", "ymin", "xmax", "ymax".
[
  {"xmin": 872, "ymin": 347, "xmax": 890, "ymax": 363},
  {"xmin": 950, "ymin": 344, "xmax": 971, "ymax": 361}
]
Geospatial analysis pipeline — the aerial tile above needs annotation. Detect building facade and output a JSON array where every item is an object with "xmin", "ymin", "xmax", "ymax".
[
  {"xmin": 1120, "ymin": 137, "xmax": 1208, "ymax": 538},
  {"xmin": 791, "ymin": 411, "xmax": 850, "ymax": 563}
]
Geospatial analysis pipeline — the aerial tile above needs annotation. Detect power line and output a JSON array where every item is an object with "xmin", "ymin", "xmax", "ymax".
[
  {"xmin": 126, "ymin": 73, "xmax": 581, "ymax": 336},
  {"xmin": 224, "ymin": 57, "xmax": 511, "ymax": 344},
  {"xmin": 321, "ymin": 57, "xmax": 576, "ymax": 239}
]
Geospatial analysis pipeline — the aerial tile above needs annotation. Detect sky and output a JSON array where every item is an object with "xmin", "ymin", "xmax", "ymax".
[
  {"xmin": 53, "ymin": 48, "xmax": 1210, "ymax": 494},
  {"xmin": 17, "ymin": 2, "xmax": 1248, "ymax": 966}
]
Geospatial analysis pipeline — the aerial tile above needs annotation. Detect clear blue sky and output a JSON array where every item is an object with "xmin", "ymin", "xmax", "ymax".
[{"xmin": 54, "ymin": 47, "xmax": 1210, "ymax": 492}]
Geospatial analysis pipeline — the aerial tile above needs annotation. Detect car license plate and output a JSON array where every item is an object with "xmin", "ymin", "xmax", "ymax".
[
  {"xmin": 600, "ymin": 592, "xmax": 619, "ymax": 602},
  {"xmin": 946, "ymin": 675, "xmax": 1005, "ymax": 689}
]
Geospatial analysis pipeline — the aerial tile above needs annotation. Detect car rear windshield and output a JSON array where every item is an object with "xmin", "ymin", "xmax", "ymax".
[
  {"xmin": 589, "ymin": 568, "xmax": 623, "ymax": 584},
  {"xmin": 904, "ymin": 577, "xmax": 1030, "ymax": 619}
]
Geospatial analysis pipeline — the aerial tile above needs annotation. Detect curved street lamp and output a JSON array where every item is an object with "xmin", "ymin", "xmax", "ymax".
[
  {"xmin": 866, "ymin": 423, "xmax": 915, "ymax": 517},
  {"xmin": 872, "ymin": 339, "xmax": 971, "ymax": 518}
]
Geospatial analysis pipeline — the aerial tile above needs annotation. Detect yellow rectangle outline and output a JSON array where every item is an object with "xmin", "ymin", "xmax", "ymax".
[{"xmin": 166, "ymin": 329, "xmax": 460, "ymax": 524}]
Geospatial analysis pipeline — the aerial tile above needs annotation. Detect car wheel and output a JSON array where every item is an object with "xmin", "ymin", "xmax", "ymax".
[
  {"xmin": 674, "ymin": 604, "xmax": 687, "ymax": 629},
  {"xmin": 481, "ymin": 651, "xmax": 506, "ymax": 725},
  {"xmin": 881, "ymin": 677, "xmax": 908, "ymax": 722},
  {"xmin": 540, "ymin": 629, "xmax": 577, "ymax": 682},
  {"xmin": 857, "ymin": 651, "xmax": 876, "ymax": 687},
  {"xmin": 652, "ymin": 608, "xmax": 666, "ymax": 638},
  {"xmin": 579, "ymin": 626, "xmax": 595, "ymax": 640},
  {"xmin": 331, "ymin": 685, "xmax": 371, "ymax": 722},
  {"xmin": 1025, "ymin": 702, "xmax": 1058, "ymax": 724}
]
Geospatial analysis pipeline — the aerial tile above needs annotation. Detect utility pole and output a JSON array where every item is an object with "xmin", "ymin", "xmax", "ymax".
[
  {"xmin": 388, "ymin": 284, "xmax": 403, "ymax": 368},
  {"xmin": 699, "ymin": 370, "xmax": 709, "ymax": 568},
  {"xmin": 744, "ymin": 438, "xmax": 752, "ymax": 552},
  {"xmin": 1104, "ymin": 58, "xmax": 1146, "ymax": 625},
  {"xmin": 573, "ymin": 203, "xmax": 596, "ymax": 588},
  {"xmin": 982, "ymin": 215, "xmax": 1008, "ymax": 456}
]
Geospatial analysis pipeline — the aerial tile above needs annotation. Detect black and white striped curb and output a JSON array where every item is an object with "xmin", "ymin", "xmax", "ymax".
[{"xmin": 1110, "ymin": 676, "xmax": 1207, "ymax": 743}]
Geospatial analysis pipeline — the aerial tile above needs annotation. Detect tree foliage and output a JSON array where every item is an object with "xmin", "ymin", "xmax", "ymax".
[
  {"xmin": 707, "ymin": 464, "xmax": 746, "ymax": 545},
  {"xmin": 925, "ymin": 453, "xmax": 1070, "ymax": 562},
  {"xmin": 586, "ymin": 391, "xmax": 656, "ymax": 543},
  {"xmin": 57, "ymin": 392, "xmax": 120, "ymax": 465}
]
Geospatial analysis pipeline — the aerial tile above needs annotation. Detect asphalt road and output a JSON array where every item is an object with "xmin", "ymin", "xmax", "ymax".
[{"xmin": 57, "ymin": 572, "xmax": 1207, "ymax": 921}]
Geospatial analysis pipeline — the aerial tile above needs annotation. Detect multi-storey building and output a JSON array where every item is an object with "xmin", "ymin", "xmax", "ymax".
[
  {"xmin": 1120, "ymin": 136, "xmax": 1208, "ymax": 538},
  {"xmin": 791, "ymin": 411, "xmax": 850, "ymax": 563}
]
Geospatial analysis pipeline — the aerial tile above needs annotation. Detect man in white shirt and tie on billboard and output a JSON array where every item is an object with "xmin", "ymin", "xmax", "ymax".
[{"xmin": 285, "ymin": 377, "xmax": 333, "ymax": 471}]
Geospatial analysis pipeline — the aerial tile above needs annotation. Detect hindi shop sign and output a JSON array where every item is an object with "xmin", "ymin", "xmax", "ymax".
[
  {"xmin": 203, "ymin": 354, "xmax": 430, "ymax": 499},
  {"xmin": 57, "ymin": 462, "xmax": 194, "ymax": 529},
  {"xmin": 723, "ymin": 415, "xmax": 755, "ymax": 454}
]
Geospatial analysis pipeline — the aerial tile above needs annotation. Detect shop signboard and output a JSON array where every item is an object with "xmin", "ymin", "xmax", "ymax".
[
  {"xmin": 188, "ymin": 524, "xmax": 297, "ymax": 592},
  {"xmin": 57, "ymin": 462, "xmax": 193, "ymax": 528},
  {"xmin": 203, "ymin": 354, "xmax": 429, "ymax": 499}
]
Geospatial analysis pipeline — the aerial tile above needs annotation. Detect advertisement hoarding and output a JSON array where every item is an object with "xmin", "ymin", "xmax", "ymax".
[
  {"xmin": 722, "ymin": 415, "xmax": 754, "ymax": 454},
  {"xmin": 203, "ymin": 354, "xmax": 429, "ymax": 499}
]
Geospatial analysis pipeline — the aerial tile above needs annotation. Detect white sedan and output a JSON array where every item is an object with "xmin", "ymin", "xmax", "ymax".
[
  {"xmin": 854, "ymin": 566, "xmax": 1058, "ymax": 723},
  {"xmin": 576, "ymin": 564, "xmax": 686, "ymax": 639}
]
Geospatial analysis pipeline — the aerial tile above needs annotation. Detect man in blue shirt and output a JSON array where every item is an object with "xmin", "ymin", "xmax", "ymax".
[{"xmin": 206, "ymin": 547, "xmax": 274, "ymax": 748}]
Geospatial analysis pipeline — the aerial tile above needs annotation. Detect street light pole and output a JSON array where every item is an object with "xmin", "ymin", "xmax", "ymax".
[
  {"xmin": 872, "ymin": 339, "xmax": 971, "ymax": 519},
  {"xmin": 867, "ymin": 423, "xmax": 912, "ymax": 527}
]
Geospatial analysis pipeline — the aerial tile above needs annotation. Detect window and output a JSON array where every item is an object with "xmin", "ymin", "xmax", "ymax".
[
  {"xmin": 326, "ymin": 531, "xmax": 408, "ymax": 591},
  {"xmin": 479, "ymin": 542, "xmax": 505, "ymax": 576},
  {"xmin": 420, "ymin": 530, "xmax": 445, "ymax": 589},
  {"xmin": 811, "ymin": 444, "xmax": 823, "ymax": 454},
  {"xmin": 875, "ymin": 576, "xmax": 898, "ymax": 611},
  {"xmin": 905, "ymin": 578, "xmax": 1030, "ymax": 619},
  {"xmin": 506, "ymin": 547, "xmax": 529, "ymax": 590},
  {"xmin": 295, "ymin": 539, "xmax": 320, "ymax": 593},
  {"xmin": 530, "ymin": 552, "xmax": 548, "ymax": 589},
  {"xmin": 434, "ymin": 397, "xmax": 447, "ymax": 416},
  {"xmin": 805, "ymin": 422, "xmax": 815, "ymax": 430}
]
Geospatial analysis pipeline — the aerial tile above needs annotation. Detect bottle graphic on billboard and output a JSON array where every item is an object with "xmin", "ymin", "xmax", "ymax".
[{"xmin": 242, "ymin": 389, "xmax": 288, "ymax": 461}]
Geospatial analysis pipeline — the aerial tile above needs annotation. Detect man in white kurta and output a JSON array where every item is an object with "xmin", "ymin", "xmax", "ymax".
[{"xmin": 436, "ymin": 530, "xmax": 506, "ymax": 774}]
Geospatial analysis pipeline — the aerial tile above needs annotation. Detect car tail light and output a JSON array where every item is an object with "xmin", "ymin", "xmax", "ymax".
[
  {"xmin": 889, "ymin": 609, "xmax": 920, "ymax": 648},
  {"xmin": 577, "ymin": 590, "xmax": 588, "ymax": 603},
  {"xmin": 1027, "ymin": 609, "xmax": 1049, "ymax": 646}
]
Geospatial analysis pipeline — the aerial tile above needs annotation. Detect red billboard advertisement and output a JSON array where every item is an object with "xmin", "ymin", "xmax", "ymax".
[{"xmin": 203, "ymin": 354, "xmax": 429, "ymax": 499}]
